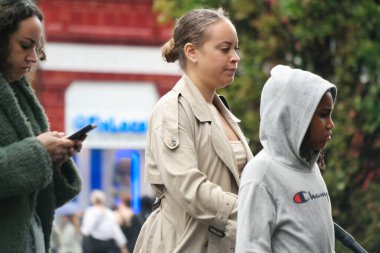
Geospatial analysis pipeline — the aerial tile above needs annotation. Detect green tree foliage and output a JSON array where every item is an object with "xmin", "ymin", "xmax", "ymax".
[{"xmin": 153, "ymin": 0, "xmax": 380, "ymax": 252}]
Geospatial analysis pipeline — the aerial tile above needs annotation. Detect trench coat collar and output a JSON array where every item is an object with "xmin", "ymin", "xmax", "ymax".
[
  {"xmin": 172, "ymin": 74, "xmax": 241, "ymax": 124},
  {"xmin": 172, "ymin": 74, "xmax": 211, "ymax": 122},
  {"xmin": 172, "ymin": 74, "xmax": 244, "ymax": 184}
]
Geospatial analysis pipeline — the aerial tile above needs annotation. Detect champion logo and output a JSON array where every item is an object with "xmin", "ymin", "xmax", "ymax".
[{"xmin": 293, "ymin": 191, "xmax": 329, "ymax": 204}]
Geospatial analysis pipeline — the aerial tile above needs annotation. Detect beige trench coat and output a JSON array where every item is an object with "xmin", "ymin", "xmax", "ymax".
[{"xmin": 134, "ymin": 75, "xmax": 253, "ymax": 253}]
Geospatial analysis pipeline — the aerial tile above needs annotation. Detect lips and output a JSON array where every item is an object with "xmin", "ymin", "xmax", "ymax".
[
  {"xmin": 21, "ymin": 66, "xmax": 32, "ymax": 72},
  {"xmin": 225, "ymin": 68, "xmax": 237, "ymax": 75}
]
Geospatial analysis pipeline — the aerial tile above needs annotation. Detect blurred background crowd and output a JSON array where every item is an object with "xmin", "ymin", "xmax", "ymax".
[{"xmin": 52, "ymin": 190, "xmax": 154, "ymax": 253}]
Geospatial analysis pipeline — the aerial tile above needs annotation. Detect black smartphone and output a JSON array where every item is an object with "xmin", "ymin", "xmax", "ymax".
[{"xmin": 67, "ymin": 124, "xmax": 97, "ymax": 140}]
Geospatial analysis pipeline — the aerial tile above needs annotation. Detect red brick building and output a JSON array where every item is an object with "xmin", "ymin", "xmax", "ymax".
[
  {"xmin": 37, "ymin": 0, "xmax": 179, "ymax": 131},
  {"xmin": 36, "ymin": 0, "xmax": 181, "ymax": 209}
]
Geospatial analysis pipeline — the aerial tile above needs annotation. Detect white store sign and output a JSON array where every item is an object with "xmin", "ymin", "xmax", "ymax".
[{"xmin": 65, "ymin": 81, "xmax": 159, "ymax": 149}]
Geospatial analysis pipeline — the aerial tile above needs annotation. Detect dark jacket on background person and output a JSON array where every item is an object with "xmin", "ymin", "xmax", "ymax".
[{"xmin": 0, "ymin": 75, "xmax": 82, "ymax": 253}]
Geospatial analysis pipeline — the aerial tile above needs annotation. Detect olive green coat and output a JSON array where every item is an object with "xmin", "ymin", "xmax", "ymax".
[{"xmin": 0, "ymin": 75, "xmax": 81, "ymax": 253}]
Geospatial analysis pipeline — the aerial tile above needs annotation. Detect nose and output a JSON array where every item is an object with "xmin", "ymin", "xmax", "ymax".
[
  {"xmin": 26, "ymin": 48, "xmax": 39, "ymax": 63},
  {"xmin": 231, "ymin": 50, "xmax": 240, "ymax": 63},
  {"xmin": 327, "ymin": 117, "xmax": 335, "ymax": 130}
]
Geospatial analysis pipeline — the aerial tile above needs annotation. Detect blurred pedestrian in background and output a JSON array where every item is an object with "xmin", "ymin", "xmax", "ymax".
[
  {"xmin": 0, "ymin": 0, "xmax": 82, "ymax": 252},
  {"xmin": 81, "ymin": 190, "xmax": 129, "ymax": 253},
  {"xmin": 236, "ymin": 65, "xmax": 336, "ymax": 252},
  {"xmin": 118, "ymin": 196, "xmax": 153, "ymax": 252},
  {"xmin": 134, "ymin": 7, "xmax": 253, "ymax": 253},
  {"xmin": 114, "ymin": 192, "xmax": 134, "ymax": 231},
  {"xmin": 114, "ymin": 192, "xmax": 134, "ymax": 252},
  {"xmin": 55, "ymin": 202, "xmax": 83, "ymax": 253}
]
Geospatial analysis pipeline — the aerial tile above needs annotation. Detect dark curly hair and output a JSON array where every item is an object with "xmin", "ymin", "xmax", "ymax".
[
  {"xmin": 300, "ymin": 128, "xmax": 327, "ymax": 172},
  {"xmin": 0, "ymin": 0, "xmax": 45, "ymax": 77}
]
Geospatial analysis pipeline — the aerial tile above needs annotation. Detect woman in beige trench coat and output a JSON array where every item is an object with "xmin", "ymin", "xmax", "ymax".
[{"xmin": 134, "ymin": 8, "xmax": 253, "ymax": 253}]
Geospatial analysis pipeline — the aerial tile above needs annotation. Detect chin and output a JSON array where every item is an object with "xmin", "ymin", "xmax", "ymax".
[
  {"xmin": 7, "ymin": 76, "xmax": 21, "ymax": 83},
  {"xmin": 311, "ymin": 143, "xmax": 327, "ymax": 151},
  {"xmin": 220, "ymin": 82, "xmax": 231, "ymax": 89},
  {"xmin": 224, "ymin": 78, "xmax": 234, "ymax": 86}
]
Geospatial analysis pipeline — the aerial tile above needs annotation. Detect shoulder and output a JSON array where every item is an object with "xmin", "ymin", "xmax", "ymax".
[
  {"xmin": 151, "ymin": 88, "xmax": 193, "ymax": 116},
  {"xmin": 85, "ymin": 206, "xmax": 100, "ymax": 215},
  {"xmin": 105, "ymin": 208, "xmax": 117, "ymax": 219},
  {"xmin": 153, "ymin": 93, "xmax": 194, "ymax": 150},
  {"xmin": 240, "ymin": 151, "xmax": 274, "ymax": 187},
  {"xmin": 150, "ymin": 90, "xmax": 180, "ymax": 122}
]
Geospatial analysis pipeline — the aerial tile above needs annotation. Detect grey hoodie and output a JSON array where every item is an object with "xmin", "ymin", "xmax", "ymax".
[{"xmin": 236, "ymin": 65, "xmax": 336, "ymax": 253}]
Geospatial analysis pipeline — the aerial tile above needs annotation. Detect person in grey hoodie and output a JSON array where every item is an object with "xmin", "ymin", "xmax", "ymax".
[{"xmin": 236, "ymin": 65, "xmax": 337, "ymax": 253}]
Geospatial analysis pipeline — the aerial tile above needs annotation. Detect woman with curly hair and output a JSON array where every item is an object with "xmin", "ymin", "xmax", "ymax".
[{"xmin": 0, "ymin": 1, "xmax": 82, "ymax": 252}]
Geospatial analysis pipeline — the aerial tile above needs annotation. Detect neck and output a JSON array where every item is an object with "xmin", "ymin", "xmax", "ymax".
[
  {"xmin": 185, "ymin": 70, "xmax": 215, "ymax": 104},
  {"xmin": 3, "ymin": 73, "xmax": 21, "ymax": 84},
  {"xmin": 1, "ymin": 72, "xmax": 10, "ymax": 83}
]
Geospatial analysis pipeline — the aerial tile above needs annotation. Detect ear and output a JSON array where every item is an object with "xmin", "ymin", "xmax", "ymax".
[{"xmin": 184, "ymin": 42, "xmax": 197, "ymax": 63}]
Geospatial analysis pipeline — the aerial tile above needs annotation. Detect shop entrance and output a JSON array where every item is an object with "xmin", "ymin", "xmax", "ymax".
[{"xmin": 88, "ymin": 149, "xmax": 142, "ymax": 212}]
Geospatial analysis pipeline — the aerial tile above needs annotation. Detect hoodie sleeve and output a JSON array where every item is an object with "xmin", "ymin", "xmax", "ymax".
[{"xmin": 236, "ymin": 180, "xmax": 276, "ymax": 253}]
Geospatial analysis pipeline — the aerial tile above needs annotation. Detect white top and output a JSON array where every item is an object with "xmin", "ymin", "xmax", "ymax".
[{"xmin": 81, "ymin": 206, "xmax": 127, "ymax": 246}]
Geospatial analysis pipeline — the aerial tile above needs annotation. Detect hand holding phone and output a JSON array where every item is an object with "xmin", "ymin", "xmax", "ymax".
[{"xmin": 67, "ymin": 124, "xmax": 97, "ymax": 141}]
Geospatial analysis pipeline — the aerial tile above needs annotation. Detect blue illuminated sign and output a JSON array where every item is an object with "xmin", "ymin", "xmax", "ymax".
[{"xmin": 73, "ymin": 115, "xmax": 148, "ymax": 134}]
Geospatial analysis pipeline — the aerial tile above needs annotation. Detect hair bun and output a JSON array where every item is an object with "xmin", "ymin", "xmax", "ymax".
[{"xmin": 161, "ymin": 38, "xmax": 179, "ymax": 63}]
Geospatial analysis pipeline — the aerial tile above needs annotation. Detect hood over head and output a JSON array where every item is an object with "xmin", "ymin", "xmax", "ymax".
[{"xmin": 259, "ymin": 65, "xmax": 337, "ymax": 169}]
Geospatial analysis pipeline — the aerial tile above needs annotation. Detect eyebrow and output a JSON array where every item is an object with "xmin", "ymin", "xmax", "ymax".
[{"xmin": 216, "ymin": 41, "xmax": 239, "ymax": 47}]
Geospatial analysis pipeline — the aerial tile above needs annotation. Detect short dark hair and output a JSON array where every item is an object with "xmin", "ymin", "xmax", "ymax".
[{"xmin": 0, "ymin": 0, "xmax": 44, "ymax": 76}]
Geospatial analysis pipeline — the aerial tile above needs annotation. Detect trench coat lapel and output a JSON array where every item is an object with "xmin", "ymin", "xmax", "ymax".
[
  {"xmin": 209, "ymin": 123, "xmax": 240, "ymax": 184},
  {"xmin": 174, "ymin": 75, "xmax": 241, "ymax": 186},
  {"xmin": 214, "ymin": 96, "xmax": 254, "ymax": 163}
]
